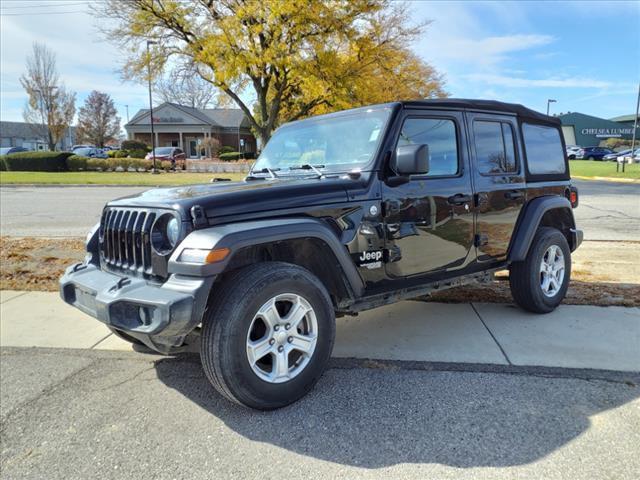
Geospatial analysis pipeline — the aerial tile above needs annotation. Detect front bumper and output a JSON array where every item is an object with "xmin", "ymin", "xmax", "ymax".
[{"xmin": 60, "ymin": 263, "xmax": 213, "ymax": 353}]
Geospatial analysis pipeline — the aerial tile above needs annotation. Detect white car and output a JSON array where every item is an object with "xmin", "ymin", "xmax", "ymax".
[{"xmin": 566, "ymin": 145, "xmax": 581, "ymax": 159}]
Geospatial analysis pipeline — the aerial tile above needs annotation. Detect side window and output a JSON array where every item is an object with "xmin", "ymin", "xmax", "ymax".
[
  {"xmin": 473, "ymin": 120, "xmax": 517, "ymax": 174},
  {"xmin": 522, "ymin": 123, "xmax": 566, "ymax": 175},
  {"xmin": 397, "ymin": 118, "xmax": 458, "ymax": 176}
]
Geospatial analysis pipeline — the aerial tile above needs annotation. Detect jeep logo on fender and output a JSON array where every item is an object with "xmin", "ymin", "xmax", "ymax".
[{"xmin": 352, "ymin": 250, "xmax": 385, "ymax": 269}]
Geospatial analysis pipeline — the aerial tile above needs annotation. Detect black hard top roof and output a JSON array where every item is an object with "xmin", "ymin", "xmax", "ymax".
[{"xmin": 402, "ymin": 98, "xmax": 560, "ymax": 125}]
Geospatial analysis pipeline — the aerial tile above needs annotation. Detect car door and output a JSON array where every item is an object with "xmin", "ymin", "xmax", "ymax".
[
  {"xmin": 466, "ymin": 112, "xmax": 526, "ymax": 263},
  {"xmin": 382, "ymin": 110, "xmax": 476, "ymax": 279}
]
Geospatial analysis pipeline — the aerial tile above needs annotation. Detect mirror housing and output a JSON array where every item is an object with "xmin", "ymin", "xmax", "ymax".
[{"xmin": 393, "ymin": 144, "xmax": 429, "ymax": 176}]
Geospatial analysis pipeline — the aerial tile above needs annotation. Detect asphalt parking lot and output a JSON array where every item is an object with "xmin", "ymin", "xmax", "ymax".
[
  {"xmin": 1, "ymin": 348, "xmax": 639, "ymax": 480},
  {"xmin": 0, "ymin": 179, "xmax": 638, "ymax": 240}
]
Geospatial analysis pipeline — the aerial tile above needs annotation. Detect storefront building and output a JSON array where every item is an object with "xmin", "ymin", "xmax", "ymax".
[
  {"xmin": 557, "ymin": 112, "xmax": 638, "ymax": 147},
  {"xmin": 125, "ymin": 102, "xmax": 257, "ymax": 158}
]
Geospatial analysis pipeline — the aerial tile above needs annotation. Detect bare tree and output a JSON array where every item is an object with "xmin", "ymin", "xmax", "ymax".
[
  {"xmin": 155, "ymin": 66, "xmax": 220, "ymax": 109},
  {"xmin": 20, "ymin": 42, "xmax": 76, "ymax": 151},
  {"xmin": 76, "ymin": 91, "xmax": 121, "ymax": 147}
]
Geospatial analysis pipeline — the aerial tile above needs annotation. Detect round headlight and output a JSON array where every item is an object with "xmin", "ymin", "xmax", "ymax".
[
  {"xmin": 167, "ymin": 217, "xmax": 179, "ymax": 247},
  {"xmin": 151, "ymin": 214, "xmax": 180, "ymax": 255}
]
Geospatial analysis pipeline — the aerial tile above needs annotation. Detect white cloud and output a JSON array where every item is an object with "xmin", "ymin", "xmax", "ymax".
[{"xmin": 464, "ymin": 74, "xmax": 613, "ymax": 89}]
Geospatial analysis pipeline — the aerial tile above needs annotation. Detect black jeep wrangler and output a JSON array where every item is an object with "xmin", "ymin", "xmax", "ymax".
[{"xmin": 61, "ymin": 99, "xmax": 582, "ymax": 409}]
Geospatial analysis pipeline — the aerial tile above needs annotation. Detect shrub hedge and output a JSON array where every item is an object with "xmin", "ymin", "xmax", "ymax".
[
  {"xmin": 219, "ymin": 151, "xmax": 256, "ymax": 161},
  {"xmin": 218, "ymin": 145, "xmax": 236, "ymax": 155},
  {"xmin": 121, "ymin": 140, "xmax": 149, "ymax": 152},
  {"xmin": 1, "ymin": 151, "xmax": 73, "ymax": 171}
]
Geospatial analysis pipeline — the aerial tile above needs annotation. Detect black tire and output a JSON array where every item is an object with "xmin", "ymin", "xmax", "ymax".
[
  {"xmin": 108, "ymin": 326, "xmax": 145, "ymax": 345},
  {"xmin": 509, "ymin": 227, "xmax": 571, "ymax": 314},
  {"xmin": 200, "ymin": 262, "xmax": 336, "ymax": 410}
]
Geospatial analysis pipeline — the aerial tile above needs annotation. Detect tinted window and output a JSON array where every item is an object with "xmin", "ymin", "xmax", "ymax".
[
  {"xmin": 398, "ymin": 118, "xmax": 458, "ymax": 176},
  {"xmin": 522, "ymin": 124, "xmax": 566, "ymax": 175},
  {"xmin": 473, "ymin": 121, "xmax": 517, "ymax": 174}
]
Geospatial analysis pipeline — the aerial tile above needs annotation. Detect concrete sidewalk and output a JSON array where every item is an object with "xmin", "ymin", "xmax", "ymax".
[{"xmin": 1, "ymin": 290, "xmax": 638, "ymax": 372}]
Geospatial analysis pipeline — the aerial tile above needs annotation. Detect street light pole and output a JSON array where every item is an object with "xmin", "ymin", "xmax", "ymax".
[
  {"xmin": 147, "ymin": 40, "xmax": 159, "ymax": 174},
  {"xmin": 546, "ymin": 99, "xmax": 557, "ymax": 116}
]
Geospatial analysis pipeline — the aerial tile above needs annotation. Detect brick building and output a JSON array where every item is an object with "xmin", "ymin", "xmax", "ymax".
[{"xmin": 125, "ymin": 102, "xmax": 257, "ymax": 158}]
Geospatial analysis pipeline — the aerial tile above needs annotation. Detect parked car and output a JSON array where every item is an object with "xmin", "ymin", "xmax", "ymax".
[
  {"xmin": 74, "ymin": 147, "xmax": 108, "ymax": 158},
  {"xmin": 145, "ymin": 147, "xmax": 187, "ymax": 169},
  {"xmin": 72, "ymin": 144, "xmax": 95, "ymax": 151},
  {"xmin": 575, "ymin": 146, "xmax": 613, "ymax": 160},
  {"xmin": 603, "ymin": 148, "xmax": 640, "ymax": 161},
  {"xmin": 565, "ymin": 145, "xmax": 581, "ymax": 159},
  {"xmin": 0, "ymin": 146, "xmax": 29, "ymax": 155},
  {"xmin": 61, "ymin": 99, "xmax": 583, "ymax": 410}
]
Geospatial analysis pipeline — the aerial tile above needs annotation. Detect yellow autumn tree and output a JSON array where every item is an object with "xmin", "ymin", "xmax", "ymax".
[{"xmin": 98, "ymin": 0, "xmax": 445, "ymax": 145}]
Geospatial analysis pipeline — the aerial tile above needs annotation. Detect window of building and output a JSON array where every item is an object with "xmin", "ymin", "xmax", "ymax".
[
  {"xmin": 522, "ymin": 123, "xmax": 566, "ymax": 175},
  {"xmin": 397, "ymin": 118, "xmax": 459, "ymax": 176},
  {"xmin": 171, "ymin": 140, "xmax": 179, "ymax": 147},
  {"xmin": 473, "ymin": 120, "xmax": 517, "ymax": 174}
]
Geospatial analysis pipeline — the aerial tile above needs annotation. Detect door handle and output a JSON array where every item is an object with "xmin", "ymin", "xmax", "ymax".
[
  {"xmin": 504, "ymin": 190, "xmax": 524, "ymax": 200},
  {"xmin": 447, "ymin": 194, "xmax": 472, "ymax": 205}
]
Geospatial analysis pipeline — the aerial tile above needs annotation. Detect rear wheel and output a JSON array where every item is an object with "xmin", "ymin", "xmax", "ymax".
[
  {"xmin": 509, "ymin": 227, "xmax": 571, "ymax": 313},
  {"xmin": 200, "ymin": 262, "xmax": 335, "ymax": 410}
]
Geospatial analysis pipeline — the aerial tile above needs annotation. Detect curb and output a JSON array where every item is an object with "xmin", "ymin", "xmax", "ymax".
[{"xmin": 573, "ymin": 175, "xmax": 640, "ymax": 184}]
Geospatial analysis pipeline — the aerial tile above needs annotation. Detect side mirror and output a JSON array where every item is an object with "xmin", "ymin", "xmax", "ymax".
[{"xmin": 393, "ymin": 144, "xmax": 429, "ymax": 176}]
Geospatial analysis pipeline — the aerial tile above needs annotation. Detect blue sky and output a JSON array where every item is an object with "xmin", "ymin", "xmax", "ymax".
[{"xmin": 1, "ymin": 0, "xmax": 639, "ymax": 127}]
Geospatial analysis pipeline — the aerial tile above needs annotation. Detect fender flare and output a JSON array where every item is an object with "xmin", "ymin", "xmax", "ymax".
[
  {"xmin": 168, "ymin": 217, "xmax": 365, "ymax": 297},
  {"xmin": 508, "ymin": 196, "xmax": 576, "ymax": 262}
]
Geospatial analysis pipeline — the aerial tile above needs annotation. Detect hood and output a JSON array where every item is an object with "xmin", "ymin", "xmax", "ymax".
[{"xmin": 107, "ymin": 175, "xmax": 368, "ymax": 222}]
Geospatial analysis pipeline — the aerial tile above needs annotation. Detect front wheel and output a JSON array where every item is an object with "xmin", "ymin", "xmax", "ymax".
[
  {"xmin": 200, "ymin": 262, "xmax": 336, "ymax": 410},
  {"xmin": 509, "ymin": 227, "xmax": 571, "ymax": 313}
]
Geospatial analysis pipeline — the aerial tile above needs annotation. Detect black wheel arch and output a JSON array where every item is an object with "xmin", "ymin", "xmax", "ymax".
[
  {"xmin": 169, "ymin": 217, "xmax": 364, "ymax": 308},
  {"xmin": 508, "ymin": 196, "xmax": 579, "ymax": 262}
]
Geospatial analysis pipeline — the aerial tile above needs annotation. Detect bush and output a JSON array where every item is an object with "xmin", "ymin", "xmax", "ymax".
[
  {"xmin": 114, "ymin": 150, "xmax": 129, "ymax": 158},
  {"xmin": 0, "ymin": 156, "xmax": 6, "ymax": 171},
  {"xmin": 128, "ymin": 158, "xmax": 153, "ymax": 171},
  {"xmin": 218, "ymin": 145, "xmax": 236, "ymax": 155},
  {"xmin": 128, "ymin": 149, "xmax": 147, "ymax": 159},
  {"xmin": 121, "ymin": 140, "xmax": 148, "ymax": 152},
  {"xmin": 86, "ymin": 158, "xmax": 111, "ymax": 171},
  {"xmin": 2, "ymin": 151, "xmax": 73, "ymax": 171},
  {"xmin": 66, "ymin": 155, "xmax": 88, "ymax": 171},
  {"xmin": 219, "ymin": 151, "xmax": 242, "ymax": 161}
]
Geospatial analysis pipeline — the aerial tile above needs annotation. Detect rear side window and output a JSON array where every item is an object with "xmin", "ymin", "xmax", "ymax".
[
  {"xmin": 522, "ymin": 124, "xmax": 566, "ymax": 174},
  {"xmin": 473, "ymin": 120, "xmax": 517, "ymax": 174},
  {"xmin": 398, "ymin": 118, "xmax": 459, "ymax": 176}
]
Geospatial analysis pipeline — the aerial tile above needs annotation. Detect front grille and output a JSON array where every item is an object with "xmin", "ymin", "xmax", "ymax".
[{"xmin": 99, "ymin": 207, "xmax": 157, "ymax": 276}]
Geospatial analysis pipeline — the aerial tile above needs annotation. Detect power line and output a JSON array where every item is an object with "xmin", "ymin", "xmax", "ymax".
[
  {"xmin": 0, "ymin": 10, "xmax": 87, "ymax": 16},
  {"xmin": 1, "ymin": 2, "xmax": 89, "ymax": 9}
]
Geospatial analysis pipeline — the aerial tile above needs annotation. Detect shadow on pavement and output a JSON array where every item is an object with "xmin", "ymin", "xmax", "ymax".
[{"xmin": 154, "ymin": 355, "xmax": 639, "ymax": 469}]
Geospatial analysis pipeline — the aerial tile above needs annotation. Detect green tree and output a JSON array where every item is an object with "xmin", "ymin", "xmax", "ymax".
[
  {"xmin": 76, "ymin": 91, "xmax": 121, "ymax": 148},
  {"xmin": 97, "ymin": 0, "xmax": 445, "ymax": 145}
]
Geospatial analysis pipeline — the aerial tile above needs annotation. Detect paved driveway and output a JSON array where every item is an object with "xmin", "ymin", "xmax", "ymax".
[
  {"xmin": 1, "ymin": 347, "xmax": 639, "ymax": 480},
  {"xmin": 1, "ymin": 179, "xmax": 638, "ymax": 239}
]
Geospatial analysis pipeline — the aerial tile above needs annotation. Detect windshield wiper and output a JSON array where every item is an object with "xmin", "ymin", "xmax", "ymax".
[
  {"xmin": 248, "ymin": 167, "xmax": 280, "ymax": 179},
  {"xmin": 288, "ymin": 164, "xmax": 325, "ymax": 178}
]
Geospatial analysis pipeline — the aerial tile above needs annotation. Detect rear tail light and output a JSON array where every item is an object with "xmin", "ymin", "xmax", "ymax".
[{"xmin": 567, "ymin": 186, "xmax": 579, "ymax": 208}]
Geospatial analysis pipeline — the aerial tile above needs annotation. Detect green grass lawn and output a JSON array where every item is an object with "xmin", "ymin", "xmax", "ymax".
[
  {"xmin": 569, "ymin": 160, "xmax": 640, "ymax": 179},
  {"xmin": 0, "ymin": 171, "xmax": 246, "ymax": 185}
]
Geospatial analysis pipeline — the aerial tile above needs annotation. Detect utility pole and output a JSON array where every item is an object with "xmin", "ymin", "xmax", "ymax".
[
  {"xmin": 147, "ymin": 40, "xmax": 159, "ymax": 174},
  {"xmin": 546, "ymin": 99, "xmax": 557, "ymax": 116},
  {"xmin": 125, "ymin": 104, "xmax": 129, "ymax": 123}
]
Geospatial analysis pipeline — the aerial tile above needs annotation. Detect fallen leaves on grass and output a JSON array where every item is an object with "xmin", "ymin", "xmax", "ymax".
[{"xmin": 0, "ymin": 236, "xmax": 85, "ymax": 291}]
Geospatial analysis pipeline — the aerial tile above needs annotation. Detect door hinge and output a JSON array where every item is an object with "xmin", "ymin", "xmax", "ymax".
[{"xmin": 474, "ymin": 234, "xmax": 489, "ymax": 247}]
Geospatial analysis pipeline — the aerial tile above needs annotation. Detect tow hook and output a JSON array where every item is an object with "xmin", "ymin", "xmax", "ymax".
[{"xmin": 110, "ymin": 277, "xmax": 132, "ymax": 292}]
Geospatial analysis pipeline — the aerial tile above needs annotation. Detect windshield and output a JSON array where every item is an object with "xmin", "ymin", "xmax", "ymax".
[
  {"xmin": 154, "ymin": 147, "xmax": 173, "ymax": 155},
  {"xmin": 252, "ymin": 107, "xmax": 392, "ymax": 174},
  {"xmin": 75, "ymin": 148, "xmax": 93, "ymax": 156}
]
